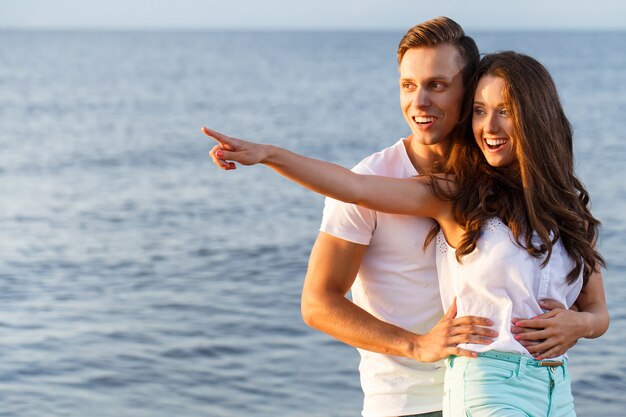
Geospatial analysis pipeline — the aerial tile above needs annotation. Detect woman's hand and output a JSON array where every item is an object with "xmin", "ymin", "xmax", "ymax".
[
  {"xmin": 511, "ymin": 300, "xmax": 589, "ymax": 360},
  {"xmin": 202, "ymin": 127, "xmax": 269, "ymax": 170}
]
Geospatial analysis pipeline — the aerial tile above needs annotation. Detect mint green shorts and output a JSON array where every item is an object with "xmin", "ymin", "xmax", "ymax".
[{"xmin": 443, "ymin": 351, "xmax": 576, "ymax": 417}]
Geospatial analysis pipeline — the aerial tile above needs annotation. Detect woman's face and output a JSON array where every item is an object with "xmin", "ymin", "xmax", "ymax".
[{"xmin": 472, "ymin": 75, "xmax": 517, "ymax": 167}]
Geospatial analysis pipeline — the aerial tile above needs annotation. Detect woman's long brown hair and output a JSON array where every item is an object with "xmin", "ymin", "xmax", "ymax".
[{"xmin": 429, "ymin": 51, "xmax": 604, "ymax": 286}]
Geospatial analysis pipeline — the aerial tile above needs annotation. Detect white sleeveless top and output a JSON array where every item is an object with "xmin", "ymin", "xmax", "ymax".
[{"xmin": 435, "ymin": 217, "xmax": 583, "ymax": 358}]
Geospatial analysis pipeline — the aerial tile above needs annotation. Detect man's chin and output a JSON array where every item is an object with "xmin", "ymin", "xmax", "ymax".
[{"xmin": 409, "ymin": 132, "xmax": 448, "ymax": 146}]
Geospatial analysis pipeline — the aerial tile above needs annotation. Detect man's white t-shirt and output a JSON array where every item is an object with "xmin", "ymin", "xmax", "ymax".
[{"xmin": 320, "ymin": 139, "xmax": 445, "ymax": 417}]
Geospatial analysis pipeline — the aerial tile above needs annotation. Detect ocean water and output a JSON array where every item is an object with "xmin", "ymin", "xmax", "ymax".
[{"xmin": 0, "ymin": 30, "xmax": 624, "ymax": 416}]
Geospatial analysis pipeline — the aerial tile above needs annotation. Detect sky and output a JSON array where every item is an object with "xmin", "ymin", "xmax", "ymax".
[{"xmin": 1, "ymin": 0, "xmax": 625, "ymax": 31}]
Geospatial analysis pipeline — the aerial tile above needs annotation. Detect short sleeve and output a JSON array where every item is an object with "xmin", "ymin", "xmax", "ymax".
[
  {"xmin": 319, "ymin": 196, "xmax": 376, "ymax": 245},
  {"xmin": 317, "ymin": 144, "xmax": 409, "ymax": 246}
]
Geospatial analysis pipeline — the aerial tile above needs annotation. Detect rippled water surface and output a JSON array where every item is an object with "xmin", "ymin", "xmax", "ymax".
[{"xmin": 0, "ymin": 30, "xmax": 625, "ymax": 416}]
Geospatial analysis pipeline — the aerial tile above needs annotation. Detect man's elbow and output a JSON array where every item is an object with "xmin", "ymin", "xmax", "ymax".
[
  {"xmin": 301, "ymin": 287, "xmax": 337, "ymax": 330},
  {"xmin": 301, "ymin": 292, "xmax": 322, "ymax": 329}
]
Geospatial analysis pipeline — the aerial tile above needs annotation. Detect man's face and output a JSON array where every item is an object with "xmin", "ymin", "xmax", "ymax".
[{"xmin": 399, "ymin": 45, "xmax": 465, "ymax": 146}]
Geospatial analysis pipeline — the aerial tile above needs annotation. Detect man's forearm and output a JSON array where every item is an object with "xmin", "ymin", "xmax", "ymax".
[
  {"xmin": 302, "ymin": 290, "xmax": 419, "ymax": 358},
  {"xmin": 302, "ymin": 290, "xmax": 496, "ymax": 363}
]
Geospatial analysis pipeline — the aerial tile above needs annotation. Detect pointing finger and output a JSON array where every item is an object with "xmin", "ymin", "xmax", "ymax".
[{"xmin": 202, "ymin": 127, "xmax": 234, "ymax": 148}]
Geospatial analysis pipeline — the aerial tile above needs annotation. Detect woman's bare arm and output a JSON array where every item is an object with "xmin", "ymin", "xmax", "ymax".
[{"xmin": 203, "ymin": 127, "xmax": 451, "ymax": 220}]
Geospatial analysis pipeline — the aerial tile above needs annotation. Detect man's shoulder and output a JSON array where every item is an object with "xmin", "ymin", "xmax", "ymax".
[{"xmin": 354, "ymin": 138, "xmax": 413, "ymax": 177}]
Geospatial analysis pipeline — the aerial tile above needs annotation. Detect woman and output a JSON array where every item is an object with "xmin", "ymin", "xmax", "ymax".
[{"xmin": 204, "ymin": 52, "xmax": 609, "ymax": 416}]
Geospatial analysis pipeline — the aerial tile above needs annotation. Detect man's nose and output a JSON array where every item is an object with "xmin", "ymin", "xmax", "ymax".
[{"xmin": 412, "ymin": 87, "xmax": 431, "ymax": 107}]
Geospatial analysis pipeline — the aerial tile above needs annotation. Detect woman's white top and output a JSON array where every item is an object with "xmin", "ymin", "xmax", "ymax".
[{"xmin": 436, "ymin": 217, "xmax": 583, "ymax": 358}]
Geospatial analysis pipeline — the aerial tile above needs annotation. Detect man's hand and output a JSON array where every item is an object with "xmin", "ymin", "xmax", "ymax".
[
  {"xmin": 511, "ymin": 299, "xmax": 589, "ymax": 360},
  {"xmin": 411, "ymin": 298, "xmax": 497, "ymax": 362}
]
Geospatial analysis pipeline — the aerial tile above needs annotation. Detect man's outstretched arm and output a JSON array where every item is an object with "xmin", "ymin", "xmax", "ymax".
[{"xmin": 301, "ymin": 232, "xmax": 497, "ymax": 363}]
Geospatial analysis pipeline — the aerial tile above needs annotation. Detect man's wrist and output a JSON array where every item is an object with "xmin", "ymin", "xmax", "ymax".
[{"xmin": 406, "ymin": 333, "xmax": 425, "ymax": 362}]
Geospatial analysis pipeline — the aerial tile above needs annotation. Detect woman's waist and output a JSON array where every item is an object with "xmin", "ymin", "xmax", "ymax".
[
  {"xmin": 453, "ymin": 300, "xmax": 544, "ymax": 358},
  {"xmin": 458, "ymin": 330, "xmax": 567, "ymax": 363},
  {"xmin": 446, "ymin": 350, "xmax": 568, "ymax": 376},
  {"xmin": 451, "ymin": 346, "xmax": 567, "ymax": 365},
  {"xmin": 450, "ymin": 292, "xmax": 544, "ymax": 323}
]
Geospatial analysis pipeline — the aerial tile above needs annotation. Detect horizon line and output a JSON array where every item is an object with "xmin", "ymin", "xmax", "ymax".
[{"xmin": 1, "ymin": 26, "xmax": 625, "ymax": 33}]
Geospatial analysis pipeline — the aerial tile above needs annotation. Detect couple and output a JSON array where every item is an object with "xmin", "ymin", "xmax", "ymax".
[{"xmin": 205, "ymin": 17, "xmax": 608, "ymax": 417}]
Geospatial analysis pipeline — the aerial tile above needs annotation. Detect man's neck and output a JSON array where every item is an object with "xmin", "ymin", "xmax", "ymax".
[{"xmin": 403, "ymin": 135, "xmax": 450, "ymax": 174}]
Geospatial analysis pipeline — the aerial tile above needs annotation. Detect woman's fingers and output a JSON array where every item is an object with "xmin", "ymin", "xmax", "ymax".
[
  {"xmin": 535, "ymin": 345, "xmax": 568, "ymax": 360},
  {"xmin": 538, "ymin": 299, "xmax": 566, "ymax": 311},
  {"xmin": 210, "ymin": 145, "xmax": 236, "ymax": 170},
  {"xmin": 202, "ymin": 127, "xmax": 236, "ymax": 150},
  {"xmin": 204, "ymin": 127, "xmax": 238, "ymax": 170}
]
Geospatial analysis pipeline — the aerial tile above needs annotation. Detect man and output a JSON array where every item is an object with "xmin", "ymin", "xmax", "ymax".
[{"xmin": 300, "ymin": 17, "xmax": 490, "ymax": 417}]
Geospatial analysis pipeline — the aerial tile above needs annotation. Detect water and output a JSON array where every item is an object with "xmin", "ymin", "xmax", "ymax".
[{"xmin": 0, "ymin": 30, "xmax": 624, "ymax": 416}]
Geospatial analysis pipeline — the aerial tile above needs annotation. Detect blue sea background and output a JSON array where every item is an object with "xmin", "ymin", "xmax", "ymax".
[{"xmin": 0, "ymin": 30, "xmax": 624, "ymax": 416}]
